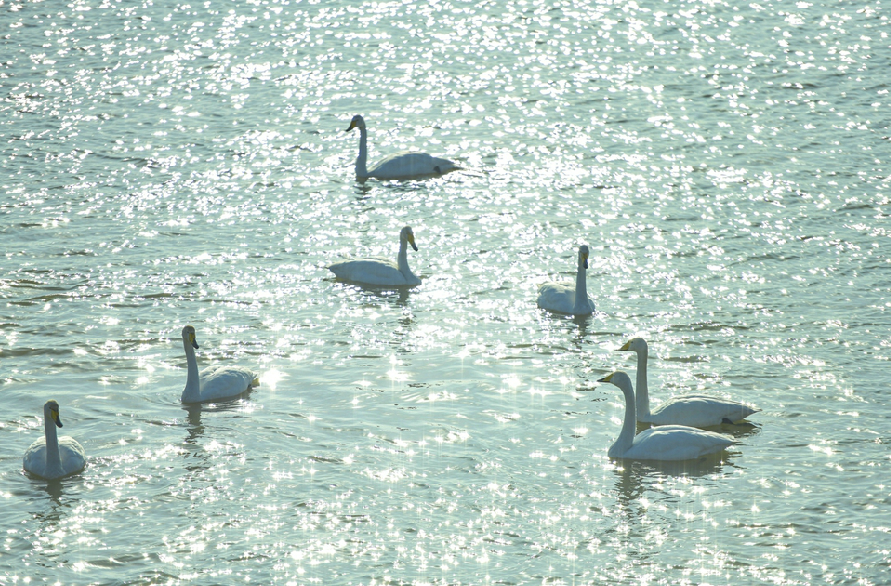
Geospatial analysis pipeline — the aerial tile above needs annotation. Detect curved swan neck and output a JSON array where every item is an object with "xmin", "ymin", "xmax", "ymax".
[
  {"xmin": 573, "ymin": 261, "xmax": 589, "ymax": 313},
  {"xmin": 183, "ymin": 336, "xmax": 201, "ymax": 401},
  {"xmin": 397, "ymin": 236, "xmax": 414, "ymax": 278},
  {"xmin": 611, "ymin": 382, "xmax": 637, "ymax": 457},
  {"xmin": 44, "ymin": 408, "xmax": 61, "ymax": 471},
  {"xmin": 355, "ymin": 127, "xmax": 369, "ymax": 178},
  {"xmin": 634, "ymin": 347, "xmax": 650, "ymax": 418}
]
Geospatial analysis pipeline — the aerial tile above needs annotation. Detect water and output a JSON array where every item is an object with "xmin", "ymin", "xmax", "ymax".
[{"xmin": 1, "ymin": 0, "xmax": 889, "ymax": 583}]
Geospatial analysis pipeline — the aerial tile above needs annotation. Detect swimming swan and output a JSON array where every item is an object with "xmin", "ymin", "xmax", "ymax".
[
  {"xmin": 346, "ymin": 114, "xmax": 458, "ymax": 180},
  {"xmin": 598, "ymin": 371, "xmax": 734, "ymax": 460},
  {"xmin": 329, "ymin": 226, "xmax": 422, "ymax": 287},
  {"xmin": 23, "ymin": 400, "xmax": 86, "ymax": 479},
  {"xmin": 536, "ymin": 245, "xmax": 596, "ymax": 315},
  {"xmin": 619, "ymin": 337, "xmax": 760, "ymax": 427},
  {"xmin": 181, "ymin": 325, "xmax": 259, "ymax": 404}
]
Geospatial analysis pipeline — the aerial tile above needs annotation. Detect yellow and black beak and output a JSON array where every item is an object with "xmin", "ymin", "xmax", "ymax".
[
  {"xmin": 346, "ymin": 119, "xmax": 358, "ymax": 132},
  {"xmin": 190, "ymin": 332, "xmax": 199, "ymax": 350},
  {"xmin": 51, "ymin": 407, "xmax": 63, "ymax": 428},
  {"xmin": 583, "ymin": 252, "xmax": 589, "ymax": 269},
  {"xmin": 408, "ymin": 233, "xmax": 418, "ymax": 251}
]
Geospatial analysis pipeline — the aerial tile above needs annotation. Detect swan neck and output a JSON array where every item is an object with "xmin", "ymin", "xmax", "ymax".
[
  {"xmin": 355, "ymin": 127, "xmax": 369, "ymax": 178},
  {"xmin": 44, "ymin": 410, "xmax": 61, "ymax": 470},
  {"xmin": 573, "ymin": 262, "xmax": 589, "ymax": 312},
  {"xmin": 634, "ymin": 349, "xmax": 650, "ymax": 418},
  {"xmin": 183, "ymin": 337, "xmax": 201, "ymax": 401},
  {"xmin": 611, "ymin": 383, "xmax": 637, "ymax": 457},
  {"xmin": 397, "ymin": 237, "xmax": 413, "ymax": 278}
]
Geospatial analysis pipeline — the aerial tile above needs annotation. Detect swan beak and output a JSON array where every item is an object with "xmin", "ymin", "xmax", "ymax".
[
  {"xmin": 583, "ymin": 253, "xmax": 589, "ymax": 269},
  {"xmin": 190, "ymin": 333, "xmax": 199, "ymax": 350},
  {"xmin": 408, "ymin": 234, "xmax": 418, "ymax": 251},
  {"xmin": 345, "ymin": 120, "xmax": 358, "ymax": 132},
  {"xmin": 617, "ymin": 341, "xmax": 631, "ymax": 351},
  {"xmin": 597, "ymin": 373, "xmax": 614, "ymax": 384},
  {"xmin": 51, "ymin": 408, "xmax": 63, "ymax": 428}
]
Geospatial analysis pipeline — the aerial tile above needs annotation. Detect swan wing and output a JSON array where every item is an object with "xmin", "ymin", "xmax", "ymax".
[
  {"xmin": 23, "ymin": 437, "xmax": 86, "ymax": 478},
  {"xmin": 58, "ymin": 437, "xmax": 87, "ymax": 475},
  {"xmin": 22, "ymin": 439, "xmax": 47, "ymax": 475},
  {"xmin": 537, "ymin": 284, "xmax": 593, "ymax": 314},
  {"xmin": 648, "ymin": 395, "xmax": 760, "ymax": 427},
  {"xmin": 329, "ymin": 259, "xmax": 411, "ymax": 286},
  {"xmin": 371, "ymin": 152, "xmax": 457, "ymax": 180},
  {"xmin": 198, "ymin": 364, "xmax": 257, "ymax": 402},
  {"xmin": 536, "ymin": 282, "xmax": 576, "ymax": 313},
  {"xmin": 625, "ymin": 425, "xmax": 733, "ymax": 461}
]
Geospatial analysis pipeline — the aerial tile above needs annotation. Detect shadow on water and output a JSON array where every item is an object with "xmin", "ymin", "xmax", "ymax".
[
  {"xmin": 183, "ymin": 403, "xmax": 206, "ymax": 445},
  {"xmin": 352, "ymin": 177, "xmax": 433, "ymax": 200},
  {"xmin": 353, "ymin": 180, "xmax": 374, "ymax": 201},
  {"xmin": 39, "ymin": 477, "xmax": 66, "ymax": 505},
  {"xmin": 537, "ymin": 310, "xmax": 598, "ymax": 341},
  {"xmin": 335, "ymin": 281, "xmax": 416, "ymax": 306},
  {"xmin": 180, "ymin": 391, "xmax": 256, "ymax": 443},
  {"xmin": 179, "ymin": 394, "xmax": 254, "ymax": 473},
  {"xmin": 611, "ymin": 453, "xmax": 734, "ymax": 505},
  {"xmin": 20, "ymin": 474, "xmax": 85, "ymax": 535},
  {"xmin": 707, "ymin": 420, "xmax": 762, "ymax": 439}
]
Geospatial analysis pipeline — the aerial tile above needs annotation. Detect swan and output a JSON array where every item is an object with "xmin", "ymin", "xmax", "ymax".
[
  {"xmin": 536, "ymin": 245, "xmax": 596, "ymax": 315},
  {"xmin": 23, "ymin": 400, "xmax": 86, "ymax": 479},
  {"xmin": 329, "ymin": 226, "xmax": 422, "ymax": 287},
  {"xmin": 346, "ymin": 114, "xmax": 459, "ymax": 180},
  {"xmin": 619, "ymin": 337, "xmax": 760, "ymax": 427},
  {"xmin": 598, "ymin": 371, "xmax": 734, "ymax": 460},
  {"xmin": 181, "ymin": 325, "xmax": 259, "ymax": 404}
]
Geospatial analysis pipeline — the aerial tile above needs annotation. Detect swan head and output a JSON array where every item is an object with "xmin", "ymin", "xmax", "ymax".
[
  {"xmin": 182, "ymin": 325, "xmax": 199, "ymax": 350},
  {"xmin": 401, "ymin": 226, "xmax": 418, "ymax": 251},
  {"xmin": 44, "ymin": 399, "xmax": 63, "ymax": 428},
  {"xmin": 618, "ymin": 337, "xmax": 648, "ymax": 354},
  {"xmin": 346, "ymin": 114, "xmax": 366, "ymax": 132},
  {"xmin": 597, "ymin": 370, "xmax": 634, "ymax": 393},
  {"xmin": 578, "ymin": 245, "xmax": 589, "ymax": 270}
]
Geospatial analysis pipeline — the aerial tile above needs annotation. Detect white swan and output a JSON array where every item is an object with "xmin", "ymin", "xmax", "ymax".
[
  {"xmin": 598, "ymin": 371, "xmax": 734, "ymax": 460},
  {"xmin": 346, "ymin": 114, "xmax": 458, "ymax": 180},
  {"xmin": 329, "ymin": 226, "xmax": 422, "ymax": 287},
  {"xmin": 536, "ymin": 245, "xmax": 596, "ymax": 315},
  {"xmin": 181, "ymin": 325, "xmax": 259, "ymax": 404},
  {"xmin": 23, "ymin": 400, "xmax": 86, "ymax": 479},
  {"xmin": 619, "ymin": 337, "xmax": 760, "ymax": 427}
]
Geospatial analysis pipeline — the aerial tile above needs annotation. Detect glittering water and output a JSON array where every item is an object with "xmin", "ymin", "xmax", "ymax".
[{"xmin": 2, "ymin": 0, "xmax": 889, "ymax": 584}]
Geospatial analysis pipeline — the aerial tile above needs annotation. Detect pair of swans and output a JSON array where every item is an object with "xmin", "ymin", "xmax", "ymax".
[
  {"xmin": 23, "ymin": 326, "xmax": 259, "ymax": 479},
  {"xmin": 328, "ymin": 232, "xmax": 598, "ymax": 313},
  {"xmin": 598, "ymin": 371, "xmax": 734, "ymax": 460},
  {"xmin": 346, "ymin": 114, "xmax": 459, "ymax": 180},
  {"xmin": 596, "ymin": 337, "xmax": 760, "ymax": 461}
]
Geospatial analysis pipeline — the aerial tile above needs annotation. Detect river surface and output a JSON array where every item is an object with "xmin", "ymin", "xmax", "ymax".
[{"xmin": 1, "ymin": 0, "xmax": 889, "ymax": 584}]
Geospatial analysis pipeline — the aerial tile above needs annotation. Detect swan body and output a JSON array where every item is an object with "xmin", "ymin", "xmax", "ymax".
[
  {"xmin": 537, "ymin": 245, "xmax": 596, "ymax": 315},
  {"xmin": 619, "ymin": 337, "xmax": 760, "ymax": 427},
  {"xmin": 346, "ymin": 114, "xmax": 458, "ymax": 180},
  {"xmin": 329, "ymin": 226, "xmax": 422, "ymax": 287},
  {"xmin": 599, "ymin": 371, "xmax": 734, "ymax": 460},
  {"xmin": 181, "ymin": 325, "xmax": 259, "ymax": 404},
  {"xmin": 23, "ymin": 400, "xmax": 86, "ymax": 479}
]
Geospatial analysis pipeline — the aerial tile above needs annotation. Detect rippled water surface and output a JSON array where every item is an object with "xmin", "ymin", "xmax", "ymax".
[{"xmin": 2, "ymin": 0, "xmax": 890, "ymax": 584}]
